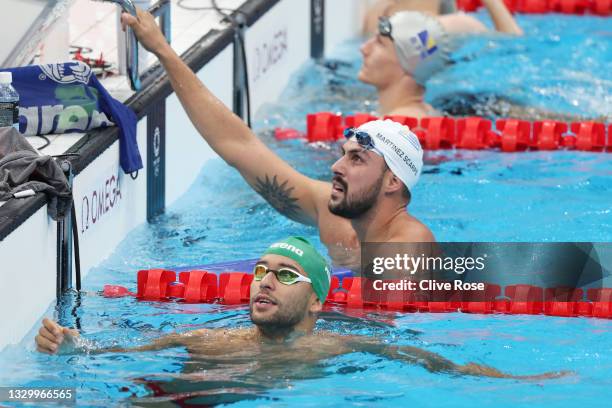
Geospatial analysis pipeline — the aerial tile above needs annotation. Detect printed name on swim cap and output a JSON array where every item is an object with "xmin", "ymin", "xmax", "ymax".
[
  {"xmin": 374, "ymin": 132, "xmax": 419, "ymax": 176},
  {"xmin": 357, "ymin": 119, "xmax": 424, "ymax": 191},
  {"xmin": 399, "ymin": 126, "xmax": 423, "ymax": 152},
  {"xmin": 269, "ymin": 242, "xmax": 304, "ymax": 257}
]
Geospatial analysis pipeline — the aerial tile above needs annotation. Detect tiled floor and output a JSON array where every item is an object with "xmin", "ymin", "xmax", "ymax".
[{"xmin": 39, "ymin": 0, "xmax": 246, "ymax": 156}]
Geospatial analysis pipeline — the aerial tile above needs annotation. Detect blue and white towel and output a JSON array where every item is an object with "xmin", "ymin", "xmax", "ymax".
[{"xmin": 2, "ymin": 61, "xmax": 142, "ymax": 173}]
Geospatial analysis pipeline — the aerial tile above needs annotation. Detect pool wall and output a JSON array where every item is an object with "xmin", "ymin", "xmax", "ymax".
[{"xmin": 0, "ymin": 0, "xmax": 365, "ymax": 351}]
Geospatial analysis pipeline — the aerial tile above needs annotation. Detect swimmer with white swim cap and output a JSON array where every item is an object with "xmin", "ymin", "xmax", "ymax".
[
  {"xmin": 359, "ymin": 0, "xmax": 522, "ymax": 118},
  {"xmin": 330, "ymin": 119, "xmax": 424, "ymax": 218},
  {"xmin": 116, "ymin": 8, "xmax": 436, "ymax": 271}
]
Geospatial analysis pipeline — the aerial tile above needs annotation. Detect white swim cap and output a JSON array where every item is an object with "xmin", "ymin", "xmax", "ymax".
[
  {"xmin": 385, "ymin": 11, "xmax": 451, "ymax": 85},
  {"xmin": 352, "ymin": 120, "xmax": 424, "ymax": 192}
]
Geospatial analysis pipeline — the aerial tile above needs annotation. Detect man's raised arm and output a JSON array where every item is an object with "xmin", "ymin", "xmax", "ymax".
[{"xmin": 121, "ymin": 9, "xmax": 328, "ymax": 225}]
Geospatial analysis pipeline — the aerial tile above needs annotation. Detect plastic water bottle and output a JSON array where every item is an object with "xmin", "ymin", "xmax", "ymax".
[{"xmin": 0, "ymin": 72, "xmax": 20, "ymax": 130}]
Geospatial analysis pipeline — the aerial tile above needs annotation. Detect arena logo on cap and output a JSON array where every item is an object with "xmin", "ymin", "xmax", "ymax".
[{"xmin": 270, "ymin": 242, "xmax": 304, "ymax": 256}]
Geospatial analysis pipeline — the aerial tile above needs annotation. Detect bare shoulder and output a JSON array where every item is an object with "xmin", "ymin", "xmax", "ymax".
[
  {"xmin": 409, "ymin": 218, "xmax": 436, "ymax": 242},
  {"xmin": 391, "ymin": 214, "xmax": 436, "ymax": 243},
  {"xmin": 387, "ymin": 213, "xmax": 436, "ymax": 242},
  {"xmin": 311, "ymin": 333, "xmax": 382, "ymax": 350},
  {"xmin": 189, "ymin": 327, "xmax": 254, "ymax": 340},
  {"xmin": 297, "ymin": 331, "xmax": 353, "ymax": 347},
  {"xmin": 290, "ymin": 332, "xmax": 363, "ymax": 355},
  {"xmin": 387, "ymin": 105, "xmax": 433, "ymax": 120}
]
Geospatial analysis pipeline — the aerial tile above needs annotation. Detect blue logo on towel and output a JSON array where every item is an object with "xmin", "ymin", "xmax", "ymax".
[{"xmin": 40, "ymin": 62, "xmax": 93, "ymax": 85}]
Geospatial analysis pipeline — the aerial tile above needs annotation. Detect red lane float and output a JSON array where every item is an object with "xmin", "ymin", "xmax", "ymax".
[
  {"xmin": 137, "ymin": 269, "xmax": 176, "ymax": 300},
  {"xmin": 274, "ymin": 128, "xmax": 304, "ymax": 141},
  {"xmin": 306, "ymin": 112, "xmax": 342, "ymax": 142},
  {"xmin": 532, "ymin": 120, "xmax": 566, "ymax": 150},
  {"xmin": 291, "ymin": 112, "xmax": 611, "ymax": 153},
  {"xmin": 588, "ymin": 288, "xmax": 612, "ymax": 318},
  {"xmin": 518, "ymin": 0, "xmax": 550, "ymax": 13},
  {"xmin": 384, "ymin": 115, "xmax": 419, "ymax": 128},
  {"xmin": 103, "ymin": 271, "xmax": 612, "ymax": 319},
  {"xmin": 572, "ymin": 121, "xmax": 606, "ymax": 152},
  {"xmin": 420, "ymin": 117, "xmax": 455, "ymax": 150},
  {"xmin": 345, "ymin": 113, "xmax": 378, "ymax": 129},
  {"xmin": 456, "ymin": 0, "xmax": 481, "ymax": 12},
  {"xmin": 180, "ymin": 271, "xmax": 218, "ymax": 302},
  {"xmin": 456, "ymin": 117, "xmax": 491, "ymax": 150},
  {"xmin": 592, "ymin": 0, "xmax": 612, "ymax": 15},
  {"xmin": 549, "ymin": 0, "xmax": 589, "ymax": 14},
  {"xmin": 218, "ymin": 272, "xmax": 253, "ymax": 304},
  {"xmin": 544, "ymin": 287, "xmax": 583, "ymax": 317},
  {"xmin": 497, "ymin": 119, "xmax": 531, "ymax": 152},
  {"xmin": 456, "ymin": 0, "xmax": 611, "ymax": 14}
]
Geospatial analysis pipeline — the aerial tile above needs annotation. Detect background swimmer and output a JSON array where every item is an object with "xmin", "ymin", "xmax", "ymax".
[{"xmin": 359, "ymin": 0, "xmax": 522, "ymax": 118}]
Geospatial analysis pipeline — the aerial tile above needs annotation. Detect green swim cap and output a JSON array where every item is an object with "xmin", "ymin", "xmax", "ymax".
[{"xmin": 262, "ymin": 237, "xmax": 331, "ymax": 303}]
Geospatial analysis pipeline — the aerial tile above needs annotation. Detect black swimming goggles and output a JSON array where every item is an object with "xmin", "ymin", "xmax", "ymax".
[
  {"xmin": 378, "ymin": 16, "xmax": 393, "ymax": 40},
  {"xmin": 343, "ymin": 128, "xmax": 382, "ymax": 156}
]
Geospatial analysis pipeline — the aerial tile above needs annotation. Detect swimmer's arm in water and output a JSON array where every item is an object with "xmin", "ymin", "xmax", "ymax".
[
  {"xmin": 35, "ymin": 318, "xmax": 197, "ymax": 355},
  {"xmin": 506, "ymin": 104, "xmax": 610, "ymax": 123},
  {"xmin": 480, "ymin": 0, "xmax": 523, "ymax": 35},
  {"xmin": 121, "ymin": 8, "xmax": 327, "ymax": 226},
  {"xmin": 363, "ymin": 0, "xmax": 441, "ymax": 35},
  {"xmin": 439, "ymin": 0, "xmax": 522, "ymax": 36},
  {"xmin": 346, "ymin": 337, "xmax": 568, "ymax": 379}
]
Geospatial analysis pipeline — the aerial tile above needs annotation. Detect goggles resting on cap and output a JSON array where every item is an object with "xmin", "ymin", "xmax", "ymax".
[
  {"xmin": 378, "ymin": 16, "xmax": 393, "ymax": 40},
  {"xmin": 343, "ymin": 127, "xmax": 382, "ymax": 156}
]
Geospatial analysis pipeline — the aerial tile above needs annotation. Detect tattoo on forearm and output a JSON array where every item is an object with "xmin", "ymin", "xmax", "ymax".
[{"xmin": 254, "ymin": 174, "xmax": 302, "ymax": 221}]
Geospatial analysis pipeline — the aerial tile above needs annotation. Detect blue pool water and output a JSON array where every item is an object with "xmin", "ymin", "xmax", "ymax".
[{"xmin": 1, "ymin": 12, "xmax": 611, "ymax": 408}]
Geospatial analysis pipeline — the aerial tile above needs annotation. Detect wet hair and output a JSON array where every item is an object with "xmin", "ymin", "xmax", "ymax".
[
  {"xmin": 402, "ymin": 184, "xmax": 412, "ymax": 203},
  {"xmin": 382, "ymin": 161, "xmax": 411, "ymax": 204}
]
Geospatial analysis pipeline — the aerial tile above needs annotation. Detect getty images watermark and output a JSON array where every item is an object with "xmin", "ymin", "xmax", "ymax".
[
  {"xmin": 359, "ymin": 242, "xmax": 608, "ymax": 303},
  {"xmin": 370, "ymin": 252, "xmax": 487, "ymax": 292}
]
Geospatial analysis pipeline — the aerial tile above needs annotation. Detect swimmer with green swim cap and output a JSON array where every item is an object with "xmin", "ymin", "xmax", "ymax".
[
  {"xmin": 36, "ymin": 236, "xmax": 568, "ymax": 382},
  {"xmin": 260, "ymin": 237, "xmax": 331, "ymax": 303},
  {"xmin": 250, "ymin": 237, "xmax": 331, "ymax": 338}
]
